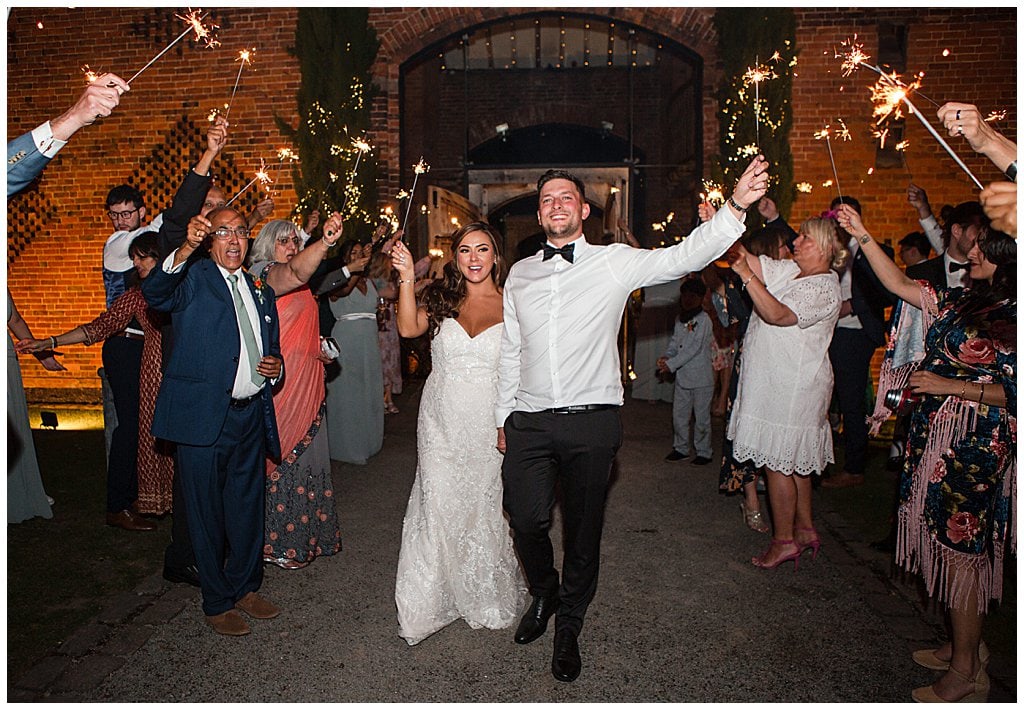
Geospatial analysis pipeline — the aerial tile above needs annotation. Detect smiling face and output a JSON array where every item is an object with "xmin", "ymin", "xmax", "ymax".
[
  {"xmin": 537, "ymin": 178, "xmax": 590, "ymax": 243},
  {"xmin": 966, "ymin": 240, "xmax": 996, "ymax": 283},
  {"xmin": 454, "ymin": 229, "xmax": 497, "ymax": 283},
  {"xmin": 207, "ymin": 209, "xmax": 249, "ymax": 272}
]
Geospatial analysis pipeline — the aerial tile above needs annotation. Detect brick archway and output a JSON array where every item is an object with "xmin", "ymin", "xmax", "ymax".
[{"xmin": 366, "ymin": 8, "xmax": 720, "ymax": 196}]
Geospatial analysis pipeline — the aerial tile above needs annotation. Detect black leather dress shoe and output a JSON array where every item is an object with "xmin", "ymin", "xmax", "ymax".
[
  {"xmin": 514, "ymin": 594, "xmax": 558, "ymax": 645},
  {"xmin": 551, "ymin": 629, "xmax": 582, "ymax": 682},
  {"xmin": 163, "ymin": 564, "xmax": 201, "ymax": 587}
]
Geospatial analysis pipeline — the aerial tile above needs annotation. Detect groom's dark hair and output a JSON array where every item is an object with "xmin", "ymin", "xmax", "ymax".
[{"xmin": 537, "ymin": 169, "xmax": 586, "ymax": 203}]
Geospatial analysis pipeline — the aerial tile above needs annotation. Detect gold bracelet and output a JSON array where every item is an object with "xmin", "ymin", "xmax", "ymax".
[
  {"xmin": 742, "ymin": 273, "xmax": 757, "ymax": 289},
  {"xmin": 960, "ymin": 381, "xmax": 967, "ymax": 399}
]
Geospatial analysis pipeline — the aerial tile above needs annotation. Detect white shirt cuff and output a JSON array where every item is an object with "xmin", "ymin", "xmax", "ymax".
[
  {"xmin": 162, "ymin": 250, "xmax": 186, "ymax": 273},
  {"xmin": 31, "ymin": 121, "xmax": 67, "ymax": 159},
  {"xmin": 342, "ymin": 265, "xmax": 351, "ymax": 279}
]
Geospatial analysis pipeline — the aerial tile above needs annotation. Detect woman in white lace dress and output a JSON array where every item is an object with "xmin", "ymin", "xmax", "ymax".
[
  {"xmin": 726, "ymin": 216, "xmax": 845, "ymax": 569},
  {"xmin": 390, "ymin": 224, "xmax": 527, "ymax": 645}
]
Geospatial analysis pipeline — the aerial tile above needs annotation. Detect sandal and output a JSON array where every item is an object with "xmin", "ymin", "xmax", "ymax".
[{"xmin": 740, "ymin": 500, "xmax": 770, "ymax": 534}]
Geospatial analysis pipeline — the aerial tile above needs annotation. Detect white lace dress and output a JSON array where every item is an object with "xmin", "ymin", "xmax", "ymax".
[
  {"xmin": 395, "ymin": 318, "xmax": 527, "ymax": 645},
  {"xmin": 727, "ymin": 257, "xmax": 841, "ymax": 476}
]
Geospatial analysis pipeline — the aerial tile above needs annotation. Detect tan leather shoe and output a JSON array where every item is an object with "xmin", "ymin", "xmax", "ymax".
[
  {"xmin": 205, "ymin": 610, "xmax": 251, "ymax": 636},
  {"xmin": 234, "ymin": 592, "xmax": 281, "ymax": 619},
  {"xmin": 105, "ymin": 509, "xmax": 157, "ymax": 531},
  {"xmin": 821, "ymin": 471, "xmax": 865, "ymax": 489}
]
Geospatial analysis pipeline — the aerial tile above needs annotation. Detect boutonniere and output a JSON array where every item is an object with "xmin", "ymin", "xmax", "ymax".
[
  {"xmin": 686, "ymin": 320, "xmax": 696, "ymax": 332},
  {"xmin": 251, "ymin": 275, "xmax": 267, "ymax": 306}
]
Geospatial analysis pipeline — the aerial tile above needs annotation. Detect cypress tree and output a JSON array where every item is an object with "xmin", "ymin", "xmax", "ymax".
[
  {"xmin": 712, "ymin": 9, "xmax": 798, "ymax": 223},
  {"xmin": 278, "ymin": 8, "xmax": 380, "ymax": 241}
]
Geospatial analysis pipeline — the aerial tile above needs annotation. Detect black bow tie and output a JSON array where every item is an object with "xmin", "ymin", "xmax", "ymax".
[
  {"xmin": 542, "ymin": 243, "xmax": 575, "ymax": 263},
  {"xmin": 949, "ymin": 261, "xmax": 970, "ymax": 272}
]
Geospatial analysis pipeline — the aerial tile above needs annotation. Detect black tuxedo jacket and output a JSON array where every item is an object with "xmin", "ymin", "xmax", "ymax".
[{"xmin": 905, "ymin": 255, "xmax": 947, "ymax": 291}]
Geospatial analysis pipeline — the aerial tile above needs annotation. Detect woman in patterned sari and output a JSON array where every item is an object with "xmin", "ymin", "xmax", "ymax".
[
  {"xmin": 248, "ymin": 216, "xmax": 347, "ymax": 569},
  {"xmin": 838, "ymin": 205, "xmax": 1015, "ymax": 703}
]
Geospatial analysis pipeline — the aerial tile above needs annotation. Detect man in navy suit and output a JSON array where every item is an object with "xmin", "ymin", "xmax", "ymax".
[
  {"xmin": 143, "ymin": 206, "xmax": 284, "ymax": 636},
  {"xmin": 7, "ymin": 73, "xmax": 127, "ymax": 198}
]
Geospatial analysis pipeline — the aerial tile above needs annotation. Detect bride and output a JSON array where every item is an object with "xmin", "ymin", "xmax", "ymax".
[{"xmin": 390, "ymin": 223, "xmax": 526, "ymax": 645}]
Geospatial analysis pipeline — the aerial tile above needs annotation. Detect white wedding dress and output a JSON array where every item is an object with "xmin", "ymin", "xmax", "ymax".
[{"xmin": 395, "ymin": 318, "xmax": 527, "ymax": 645}]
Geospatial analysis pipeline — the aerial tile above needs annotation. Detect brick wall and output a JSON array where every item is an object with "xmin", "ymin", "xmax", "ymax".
[{"xmin": 7, "ymin": 7, "xmax": 1016, "ymax": 397}]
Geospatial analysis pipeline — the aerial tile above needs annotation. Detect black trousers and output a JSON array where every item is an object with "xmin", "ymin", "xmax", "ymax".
[
  {"xmin": 828, "ymin": 327, "xmax": 879, "ymax": 475},
  {"xmin": 102, "ymin": 336, "xmax": 143, "ymax": 513},
  {"xmin": 501, "ymin": 408, "xmax": 622, "ymax": 636}
]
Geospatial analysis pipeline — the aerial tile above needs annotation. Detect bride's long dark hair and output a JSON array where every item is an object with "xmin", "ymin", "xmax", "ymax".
[{"xmin": 421, "ymin": 222, "xmax": 506, "ymax": 338}]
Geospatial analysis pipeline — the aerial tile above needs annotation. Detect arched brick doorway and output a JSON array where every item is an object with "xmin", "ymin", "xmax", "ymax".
[{"xmin": 371, "ymin": 9, "xmax": 718, "ymax": 251}]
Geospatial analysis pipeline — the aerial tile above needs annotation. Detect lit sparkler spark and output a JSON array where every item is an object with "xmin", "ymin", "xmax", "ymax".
[
  {"xmin": 894, "ymin": 140, "xmax": 910, "ymax": 152},
  {"xmin": 870, "ymin": 72, "xmax": 920, "ymax": 125},
  {"xmin": 796, "ymin": 182, "xmax": 813, "ymax": 194},
  {"xmin": 822, "ymin": 180, "xmax": 834, "ymax": 188},
  {"xmin": 225, "ymin": 47, "xmax": 255, "ymax": 119},
  {"xmin": 985, "ymin": 110, "xmax": 1007, "ymax": 123},
  {"xmin": 769, "ymin": 51, "xmax": 782, "ymax": 63},
  {"xmin": 127, "ymin": 8, "xmax": 219, "ymax": 85},
  {"xmin": 277, "ymin": 147, "xmax": 298, "ymax": 163},
  {"xmin": 395, "ymin": 190, "xmax": 410, "ymax": 201},
  {"xmin": 742, "ymin": 63, "xmax": 776, "ymax": 87},
  {"xmin": 352, "ymin": 137, "xmax": 372, "ymax": 154},
  {"xmin": 836, "ymin": 34, "xmax": 871, "ymax": 77},
  {"xmin": 329, "ymin": 173, "xmax": 339, "ymax": 182},
  {"xmin": 701, "ymin": 180, "xmax": 725, "ymax": 207},
  {"xmin": 337, "ymin": 136, "xmax": 373, "ymax": 213},
  {"xmin": 400, "ymin": 158, "xmax": 432, "ymax": 235},
  {"xmin": 81, "ymin": 65, "xmax": 100, "ymax": 83},
  {"xmin": 872, "ymin": 127, "xmax": 890, "ymax": 150},
  {"xmin": 815, "ymin": 120, "xmax": 847, "ymax": 203},
  {"xmin": 226, "ymin": 159, "xmax": 273, "ymax": 205}
]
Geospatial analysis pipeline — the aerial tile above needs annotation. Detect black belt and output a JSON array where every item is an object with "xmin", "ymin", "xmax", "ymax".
[
  {"xmin": 542, "ymin": 404, "xmax": 618, "ymax": 415},
  {"xmin": 229, "ymin": 393, "xmax": 260, "ymax": 409}
]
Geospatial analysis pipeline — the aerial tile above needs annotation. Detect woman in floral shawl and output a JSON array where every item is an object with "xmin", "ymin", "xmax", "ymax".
[
  {"xmin": 248, "ymin": 215, "xmax": 348, "ymax": 569},
  {"xmin": 837, "ymin": 204, "xmax": 1015, "ymax": 703}
]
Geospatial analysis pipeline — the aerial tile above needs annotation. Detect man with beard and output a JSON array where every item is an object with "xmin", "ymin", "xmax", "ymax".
[{"xmin": 496, "ymin": 156, "xmax": 769, "ymax": 682}]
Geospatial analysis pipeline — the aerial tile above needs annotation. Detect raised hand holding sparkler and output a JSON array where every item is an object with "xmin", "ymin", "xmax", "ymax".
[
  {"xmin": 52, "ymin": 72, "xmax": 129, "ymax": 140},
  {"xmin": 224, "ymin": 47, "xmax": 255, "ymax": 119},
  {"xmin": 127, "ymin": 8, "xmax": 219, "ymax": 85},
  {"xmin": 936, "ymin": 102, "xmax": 1018, "ymax": 175},
  {"xmin": 399, "ymin": 157, "xmax": 431, "ymax": 236}
]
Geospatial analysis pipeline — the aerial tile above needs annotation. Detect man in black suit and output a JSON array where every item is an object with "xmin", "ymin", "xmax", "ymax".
[
  {"xmin": 143, "ymin": 206, "xmax": 284, "ymax": 636},
  {"xmin": 905, "ymin": 201, "xmax": 984, "ymax": 292},
  {"xmin": 821, "ymin": 196, "xmax": 896, "ymax": 489}
]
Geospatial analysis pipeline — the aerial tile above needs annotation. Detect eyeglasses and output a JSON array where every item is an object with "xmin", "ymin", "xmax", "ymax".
[
  {"xmin": 276, "ymin": 236, "xmax": 303, "ymax": 247},
  {"xmin": 212, "ymin": 227, "xmax": 251, "ymax": 240},
  {"xmin": 108, "ymin": 208, "xmax": 139, "ymax": 220}
]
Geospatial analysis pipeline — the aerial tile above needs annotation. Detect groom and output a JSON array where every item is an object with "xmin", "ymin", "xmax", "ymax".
[{"xmin": 496, "ymin": 157, "xmax": 769, "ymax": 682}]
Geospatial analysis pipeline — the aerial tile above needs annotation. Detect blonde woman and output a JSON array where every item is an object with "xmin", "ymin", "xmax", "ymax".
[{"xmin": 726, "ymin": 217, "xmax": 846, "ymax": 569}]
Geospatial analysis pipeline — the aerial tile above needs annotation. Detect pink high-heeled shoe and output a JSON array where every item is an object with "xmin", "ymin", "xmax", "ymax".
[
  {"xmin": 795, "ymin": 526, "xmax": 821, "ymax": 561},
  {"xmin": 751, "ymin": 539, "xmax": 801, "ymax": 570}
]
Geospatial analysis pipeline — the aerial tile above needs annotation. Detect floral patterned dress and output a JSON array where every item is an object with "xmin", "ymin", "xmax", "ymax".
[
  {"xmin": 258, "ymin": 272, "xmax": 341, "ymax": 569},
  {"xmin": 897, "ymin": 284, "xmax": 1016, "ymax": 613}
]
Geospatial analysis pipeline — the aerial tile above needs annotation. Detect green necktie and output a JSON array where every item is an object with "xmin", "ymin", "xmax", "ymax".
[{"xmin": 227, "ymin": 273, "xmax": 264, "ymax": 387}]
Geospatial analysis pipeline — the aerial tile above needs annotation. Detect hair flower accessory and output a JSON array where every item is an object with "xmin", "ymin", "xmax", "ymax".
[{"xmin": 819, "ymin": 208, "xmax": 840, "ymax": 220}]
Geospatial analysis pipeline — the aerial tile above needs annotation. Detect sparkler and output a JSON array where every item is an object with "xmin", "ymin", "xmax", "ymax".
[
  {"xmin": 127, "ymin": 9, "xmax": 219, "ymax": 85},
  {"xmin": 838, "ymin": 37, "xmax": 983, "ymax": 189},
  {"xmin": 81, "ymin": 65, "xmax": 100, "ymax": 84},
  {"xmin": 700, "ymin": 180, "xmax": 725, "ymax": 208},
  {"xmin": 814, "ymin": 119, "xmax": 850, "ymax": 204},
  {"xmin": 399, "ymin": 157, "xmax": 430, "ymax": 235},
  {"xmin": 338, "ymin": 136, "xmax": 372, "ymax": 214},
  {"xmin": 743, "ymin": 57, "xmax": 777, "ymax": 147},
  {"xmin": 224, "ymin": 47, "xmax": 255, "ymax": 119},
  {"xmin": 226, "ymin": 158, "xmax": 273, "ymax": 205}
]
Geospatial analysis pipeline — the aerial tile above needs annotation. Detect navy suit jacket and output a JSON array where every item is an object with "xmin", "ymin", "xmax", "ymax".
[
  {"xmin": 7, "ymin": 131, "xmax": 51, "ymax": 198},
  {"xmin": 142, "ymin": 257, "xmax": 282, "ymax": 459}
]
